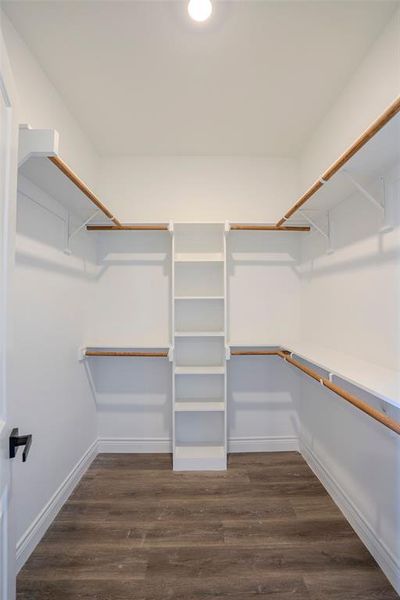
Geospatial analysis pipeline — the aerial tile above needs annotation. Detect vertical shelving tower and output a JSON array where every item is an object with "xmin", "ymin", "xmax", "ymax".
[{"xmin": 172, "ymin": 223, "xmax": 227, "ymax": 470}]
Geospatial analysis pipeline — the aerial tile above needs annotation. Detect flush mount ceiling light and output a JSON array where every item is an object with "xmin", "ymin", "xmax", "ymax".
[{"xmin": 188, "ymin": 0, "xmax": 213, "ymax": 22}]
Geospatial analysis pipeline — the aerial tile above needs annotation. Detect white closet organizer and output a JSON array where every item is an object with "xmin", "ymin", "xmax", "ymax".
[{"xmin": 172, "ymin": 223, "xmax": 227, "ymax": 470}]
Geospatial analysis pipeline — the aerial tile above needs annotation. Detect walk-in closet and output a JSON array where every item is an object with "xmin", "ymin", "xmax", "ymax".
[{"xmin": 0, "ymin": 1, "xmax": 399, "ymax": 598}]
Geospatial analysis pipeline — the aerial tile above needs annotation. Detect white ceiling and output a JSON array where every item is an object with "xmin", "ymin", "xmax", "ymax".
[{"xmin": 3, "ymin": 1, "xmax": 398, "ymax": 156}]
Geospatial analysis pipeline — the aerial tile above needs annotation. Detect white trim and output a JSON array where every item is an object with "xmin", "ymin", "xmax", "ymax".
[
  {"xmin": 98, "ymin": 436, "xmax": 299, "ymax": 454},
  {"xmin": 300, "ymin": 438, "xmax": 400, "ymax": 595},
  {"xmin": 229, "ymin": 435, "xmax": 299, "ymax": 453},
  {"xmin": 98, "ymin": 437, "xmax": 172, "ymax": 453},
  {"xmin": 16, "ymin": 439, "xmax": 98, "ymax": 573}
]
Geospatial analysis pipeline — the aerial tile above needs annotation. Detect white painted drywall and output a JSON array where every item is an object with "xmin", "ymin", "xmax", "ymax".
[
  {"xmin": 1, "ymin": 11, "xmax": 99, "ymax": 192},
  {"xmin": 96, "ymin": 156, "xmax": 299, "ymax": 223},
  {"xmin": 297, "ymin": 150, "xmax": 400, "ymax": 594},
  {"xmin": 86, "ymin": 230, "xmax": 172, "ymax": 444},
  {"xmin": 228, "ymin": 231, "xmax": 301, "ymax": 346},
  {"xmin": 299, "ymin": 376, "xmax": 400, "ymax": 592},
  {"xmin": 228, "ymin": 356, "xmax": 300, "ymax": 451},
  {"xmin": 299, "ymin": 169, "xmax": 400, "ymax": 369},
  {"xmin": 11, "ymin": 175, "xmax": 98, "ymax": 550},
  {"xmin": 299, "ymin": 6, "xmax": 400, "ymax": 191}
]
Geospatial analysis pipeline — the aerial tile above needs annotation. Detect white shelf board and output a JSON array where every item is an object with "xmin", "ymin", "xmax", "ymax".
[
  {"xmin": 19, "ymin": 156, "xmax": 110, "ymax": 223},
  {"xmin": 175, "ymin": 366, "xmax": 225, "ymax": 375},
  {"xmin": 285, "ymin": 341, "xmax": 400, "ymax": 409},
  {"xmin": 174, "ymin": 444, "xmax": 226, "ymax": 470},
  {"xmin": 175, "ymin": 331, "xmax": 225, "ymax": 338},
  {"xmin": 286, "ymin": 112, "xmax": 400, "ymax": 220},
  {"xmin": 175, "ymin": 444, "xmax": 225, "ymax": 458},
  {"xmin": 174, "ymin": 401, "xmax": 225, "ymax": 412},
  {"xmin": 228, "ymin": 340, "xmax": 400, "ymax": 408},
  {"xmin": 174, "ymin": 253, "xmax": 224, "ymax": 263},
  {"xmin": 175, "ymin": 296, "xmax": 224, "ymax": 301}
]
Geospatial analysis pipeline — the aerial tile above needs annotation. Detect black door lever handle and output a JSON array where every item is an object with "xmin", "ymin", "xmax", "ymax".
[{"xmin": 9, "ymin": 428, "xmax": 32, "ymax": 462}]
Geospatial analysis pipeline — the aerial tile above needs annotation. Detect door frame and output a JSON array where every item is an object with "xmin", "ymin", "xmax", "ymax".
[{"xmin": 0, "ymin": 27, "xmax": 19, "ymax": 600}]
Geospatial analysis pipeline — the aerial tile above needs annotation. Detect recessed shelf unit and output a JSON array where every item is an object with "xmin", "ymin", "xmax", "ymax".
[{"xmin": 172, "ymin": 223, "xmax": 227, "ymax": 470}]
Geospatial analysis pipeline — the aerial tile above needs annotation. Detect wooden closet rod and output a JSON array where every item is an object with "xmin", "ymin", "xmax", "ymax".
[
  {"xmin": 231, "ymin": 350, "xmax": 281, "ymax": 356},
  {"xmin": 276, "ymin": 96, "xmax": 400, "ymax": 227},
  {"xmin": 86, "ymin": 224, "xmax": 169, "ymax": 231},
  {"xmin": 230, "ymin": 225, "xmax": 310, "ymax": 232},
  {"xmin": 85, "ymin": 350, "xmax": 168, "ymax": 357},
  {"xmin": 277, "ymin": 351, "xmax": 400, "ymax": 435},
  {"xmin": 48, "ymin": 156, "xmax": 122, "ymax": 227},
  {"xmin": 231, "ymin": 348, "xmax": 400, "ymax": 435}
]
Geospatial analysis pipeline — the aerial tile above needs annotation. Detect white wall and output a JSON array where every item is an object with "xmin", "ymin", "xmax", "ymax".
[
  {"xmin": 97, "ymin": 156, "xmax": 299, "ymax": 223},
  {"xmin": 299, "ymin": 170, "xmax": 400, "ymax": 369},
  {"xmin": 1, "ymin": 12, "xmax": 103, "ymax": 569},
  {"xmin": 299, "ymin": 6, "xmax": 400, "ymax": 191},
  {"xmin": 228, "ymin": 231, "xmax": 301, "ymax": 345},
  {"xmin": 295, "ymin": 164, "xmax": 400, "ymax": 592},
  {"xmin": 88, "ymin": 221, "xmax": 302, "ymax": 449},
  {"xmin": 292, "ymin": 13, "xmax": 400, "ymax": 590},
  {"xmin": 1, "ymin": 11, "xmax": 99, "ymax": 192},
  {"xmin": 11, "ymin": 175, "xmax": 98, "ymax": 563},
  {"xmin": 299, "ymin": 377, "xmax": 400, "ymax": 592},
  {"xmin": 86, "ymin": 230, "xmax": 172, "ymax": 447}
]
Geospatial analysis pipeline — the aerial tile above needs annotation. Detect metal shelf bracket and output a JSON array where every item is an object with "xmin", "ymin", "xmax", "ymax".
[
  {"xmin": 64, "ymin": 209, "xmax": 101, "ymax": 255},
  {"xmin": 342, "ymin": 170, "xmax": 392, "ymax": 232},
  {"xmin": 298, "ymin": 209, "xmax": 334, "ymax": 254}
]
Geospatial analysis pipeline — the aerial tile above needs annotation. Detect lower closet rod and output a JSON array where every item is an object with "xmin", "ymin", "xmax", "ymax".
[
  {"xmin": 230, "ymin": 350, "xmax": 400, "ymax": 435},
  {"xmin": 85, "ymin": 351, "xmax": 168, "ymax": 357}
]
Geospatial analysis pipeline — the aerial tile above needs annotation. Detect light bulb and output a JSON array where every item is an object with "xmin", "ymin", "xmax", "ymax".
[{"xmin": 188, "ymin": 0, "xmax": 212, "ymax": 22}]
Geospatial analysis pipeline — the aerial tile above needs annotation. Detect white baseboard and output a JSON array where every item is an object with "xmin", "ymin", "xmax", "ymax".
[
  {"xmin": 98, "ymin": 437, "xmax": 172, "ymax": 453},
  {"xmin": 98, "ymin": 436, "xmax": 299, "ymax": 454},
  {"xmin": 16, "ymin": 439, "xmax": 98, "ymax": 572},
  {"xmin": 229, "ymin": 435, "xmax": 299, "ymax": 453},
  {"xmin": 300, "ymin": 439, "xmax": 400, "ymax": 596}
]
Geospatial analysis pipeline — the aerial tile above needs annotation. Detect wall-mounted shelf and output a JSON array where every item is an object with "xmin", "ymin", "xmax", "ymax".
[
  {"xmin": 276, "ymin": 97, "xmax": 400, "ymax": 228},
  {"xmin": 284, "ymin": 342, "xmax": 400, "ymax": 409},
  {"xmin": 174, "ymin": 444, "xmax": 225, "ymax": 471},
  {"xmin": 229, "ymin": 342, "xmax": 400, "ymax": 435},
  {"xmin": 175, "ymin": 331, "xmax": 225, "ymax": 338},
  {"xmin": 174, "ymin": 253, "xmax": 224, "ymax": 263},
  {"xmin": 18, "ymin": 126, "xmax": 121, "ymax": 227},
  {"xmin": 175, "ymin": 401, "xmax": 225, "ymax": 412},
  {"xmin": 175, "ymin": 296, "xmax": 224, "ymax": 301},
  {"xmin": 175, "ymin": 366, "xmax": 225, "ymax": 375}
]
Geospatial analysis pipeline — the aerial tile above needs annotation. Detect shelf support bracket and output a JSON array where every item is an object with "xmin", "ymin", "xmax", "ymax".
[
  {"xmin": 342, "ymin": 170, "xmax": 391, "ymax": 232},
  {"xmin": 64, "ymin": 209, "xmax": 100, "ymax": 255},
  {"xmin": 298, "ymin": 209, "xmax": 333, "ymax": 254}
]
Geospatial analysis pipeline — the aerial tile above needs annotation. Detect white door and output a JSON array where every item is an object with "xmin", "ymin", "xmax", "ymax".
[{"xmin": 0, "ymin": 31, "xmax": 18, "ymax": 600}]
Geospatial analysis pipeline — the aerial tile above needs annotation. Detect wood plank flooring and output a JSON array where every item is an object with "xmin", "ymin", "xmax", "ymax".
[{"xmin": 17, "ymin": 452, "xmax": 398, "ymax": 600}]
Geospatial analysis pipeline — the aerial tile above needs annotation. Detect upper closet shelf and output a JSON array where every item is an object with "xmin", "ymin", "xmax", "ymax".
[
  {"xmin": 18, "ymin": 125, "xmax": 120, "ymax": 226},
  {"xmin": 278, "ymin": 97, "xmax": 400, "ymax": 228}
]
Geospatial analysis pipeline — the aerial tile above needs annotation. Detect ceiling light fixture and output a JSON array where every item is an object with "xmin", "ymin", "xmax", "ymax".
[{"xmin": 188, "ymin": 0, "xmax": 213, "ymax": 22}]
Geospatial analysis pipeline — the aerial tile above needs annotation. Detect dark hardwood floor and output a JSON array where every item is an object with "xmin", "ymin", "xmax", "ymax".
[{"xmin": 17, "ymin": 452, "xmax": 398, "ymax": 599}]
